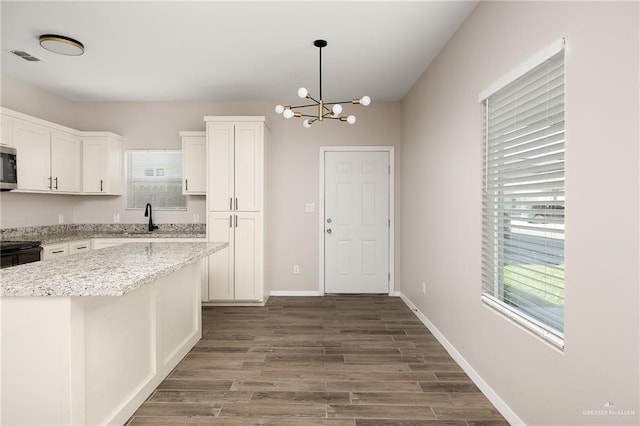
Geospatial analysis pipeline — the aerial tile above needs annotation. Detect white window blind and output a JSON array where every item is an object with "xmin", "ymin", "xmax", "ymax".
[
  {"xmin": 481, "ymin": 48, "xmax": 565, "ymax": 349},
  {"xmin": 125, "ymin": 150, "xmax": 186, "ymax": 210}
]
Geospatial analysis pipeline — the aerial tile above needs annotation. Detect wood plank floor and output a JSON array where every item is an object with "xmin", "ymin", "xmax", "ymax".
[{"xmin": 127, "ymin": 295, "xmax": 508, "ymax": 426}]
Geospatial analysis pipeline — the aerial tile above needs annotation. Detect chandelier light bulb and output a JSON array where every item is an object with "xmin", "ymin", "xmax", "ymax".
[
  {"xmin": 275, "ymin": 104, "xmax": 285, "ymax": 114},
  {"xmin": 303, "ymin": 119, "xmax": 312, "ymax": 128},
  {"xmin": 283, "ymin": 109, "xmax": 295, "ymax": 119},
  {"xmin": 347, "ymin": 115, "xmax": 356, "ymax": 125},
  {"xmin": 332, "ymin": 104, "xmax": 343, "ymax": 116},
  {"xmin": 360, "ymin": 96, "xmax": 371, "ymax": 106},
  {"xmin": 298, "ymin": 87, "xmax": 309, "ymax": 98}
]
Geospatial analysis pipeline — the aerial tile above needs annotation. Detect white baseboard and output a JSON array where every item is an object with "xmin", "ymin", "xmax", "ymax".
[
  {"xmin": 397, "ymin": 292, "xmax": 523, "ymax": 426},
  {"xmin": 270, "ymin": 290, "xmax": 323, "ymax": 297}
]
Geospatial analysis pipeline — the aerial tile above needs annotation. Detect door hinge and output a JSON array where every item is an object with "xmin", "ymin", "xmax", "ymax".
[
  {"xmin": 388, "ymin": 219, "xmax": 391, "ymax": 228},
  {"xmin": 388, "ymin": 272, "xmax": 391, "ymax": 281},
  {"xmin": 388, "ymin": 165, "xmax": 391, "ymax": 175}
]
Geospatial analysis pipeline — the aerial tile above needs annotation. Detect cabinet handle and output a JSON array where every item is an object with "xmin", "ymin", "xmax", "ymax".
[
  {"xmin": 229, "ymin": 197, "xmax": 233, "ymax": 210},
  {"xmin": 235, "ymin": 198, "xmax": 238, "ymax": 210},
  {"xmin": 100, "ymin": 179, "xmax": 103, "ymax": 192},
  {"xmin": 229, "ymin": 215, "xmax": 232, "ymax": 228},
  {"xmin": 235, "ymin": 214, "xmax": 238, "ymax": 228},
  {"xmin": 48, "ymin": 176, "xmax": 52, "ymax": 189},
  {"xmin": 185, "ymin": 179, "xmax": 188, "ymax": 191},
  {"xmin": 76, "ymin": 246, "xmax": 88, "ymax": 250},
  {"xmin": 54, "ymin": 177, "xmax": 58, "ymax": 190},
  {"xmin": 52, "ymin": 250, "xmax": 64, "ymax": 254}
]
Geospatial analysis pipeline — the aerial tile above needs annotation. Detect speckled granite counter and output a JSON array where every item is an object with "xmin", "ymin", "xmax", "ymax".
[
  {"xmin": 0, "ymin": 223, "xmax": 206, "ymax": 244},
  {"xmin": 0, "ymin": 241, "xmax": 226, "ymax": 297}
]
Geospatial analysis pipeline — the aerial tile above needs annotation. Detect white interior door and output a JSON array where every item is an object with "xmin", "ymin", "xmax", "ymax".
[{"xmin": 324, "ymin": 151, "xmax": 390, "ymax": 294}]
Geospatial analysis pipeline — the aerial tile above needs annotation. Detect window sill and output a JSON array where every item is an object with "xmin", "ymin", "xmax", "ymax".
[{"xmin": 481, "ymin": 294, "xmax": 565, "ymax": 351}]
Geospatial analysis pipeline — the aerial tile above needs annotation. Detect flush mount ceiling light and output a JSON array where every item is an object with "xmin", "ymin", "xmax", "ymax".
[
  {"xmin": 275, "ymin": 40, "xmax": 370, "ymax": 128},
  {"xmin": 39, "ymin": 34, "xmax": 84, "ymax": 56}
]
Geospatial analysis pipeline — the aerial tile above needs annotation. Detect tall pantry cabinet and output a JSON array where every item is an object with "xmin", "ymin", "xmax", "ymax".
[{"xmin": 205, "ymin": 117, "xmax": 269, "ymax": 304}]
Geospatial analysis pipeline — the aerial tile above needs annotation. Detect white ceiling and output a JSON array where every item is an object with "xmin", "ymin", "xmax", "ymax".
[{"xmin": 1, "ymin": 1, "xmax": 477, "ymax": 103}]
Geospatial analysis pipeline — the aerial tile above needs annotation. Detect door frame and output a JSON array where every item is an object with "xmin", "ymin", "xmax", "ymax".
[{"xmin": 318, "ymin": 146, "xmax": 395, "ymax": 295}]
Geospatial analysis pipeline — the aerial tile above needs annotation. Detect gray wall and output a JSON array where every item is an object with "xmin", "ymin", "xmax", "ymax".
[{"xmin": 400, "ymin": 1, "xmax": 639, "ymax": 424}]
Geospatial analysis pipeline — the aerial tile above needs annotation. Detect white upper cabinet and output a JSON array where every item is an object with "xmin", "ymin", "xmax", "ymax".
[
  {"xmin": 13, "ymin": 120, "xmax": 51, "ymax": 191},
  {"xmin": 81, "ymin": 134, "xmax": 123, "ymax": 195},
  {"xmin": 180, "ymin": 131, "xmax": 206, "ymax": 195},
  {"xmin": 1, "ymin": 115, "xmax": 13, "ymax": 146},
  {"xmin": 51, "ymin": 131, "xmax": 82, "ymax": 193},
  {"xmin": 1, "ymin": 108, "xmax": 123, "ymax": 196},
  {"xmin": 207, "ymin": 121, "xmax": 262, "ymax": 212},
  {"xmin": 13, "ymin": 121, "xmax": 81, "ymax": 193}
]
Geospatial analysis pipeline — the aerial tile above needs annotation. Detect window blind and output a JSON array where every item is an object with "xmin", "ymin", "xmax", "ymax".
[
  {"xmin": 125, "ymin": 150, "xmax": 186, "ymax": 210},
  {"xmin": 481, "ymin": 49, "xmax": 565, "ymax": 349}
]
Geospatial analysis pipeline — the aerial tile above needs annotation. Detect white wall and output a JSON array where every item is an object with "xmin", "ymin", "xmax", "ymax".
[{"xmin": 401, "ymin": 1, "xmax": 639, "ymax": 424}]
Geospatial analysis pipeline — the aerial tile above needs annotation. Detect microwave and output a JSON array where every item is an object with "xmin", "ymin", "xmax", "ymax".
[{"xmin": 0, "ymin": 146, "xmax": 17, "ymax": 191}]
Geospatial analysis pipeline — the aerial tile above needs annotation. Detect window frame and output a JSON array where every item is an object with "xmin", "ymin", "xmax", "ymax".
[
  {"xmin": 124, "ymin": 149, "xmax": 187, "ymax": 211},
  {"xmin": 480, "ymin": 38, "xmax": 566, "ymax": 350}
]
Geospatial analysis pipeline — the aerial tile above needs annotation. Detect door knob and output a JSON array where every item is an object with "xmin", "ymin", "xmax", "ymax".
[
  {"xmin": 326, "ymin": 218, "xmax": 332, "ymax": 224},
  {"xmin": 326, "ymin": 228, "xmax": 332, "ymax": 234}
]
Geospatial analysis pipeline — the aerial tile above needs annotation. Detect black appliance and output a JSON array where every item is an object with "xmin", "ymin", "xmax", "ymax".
[
  {"xmin": 0, "ymin": 145, "xmax": 18, "ymax": 191},
  {"xmin": 0, "ymin": 241, "xmax": 42, "ymax": 269}
]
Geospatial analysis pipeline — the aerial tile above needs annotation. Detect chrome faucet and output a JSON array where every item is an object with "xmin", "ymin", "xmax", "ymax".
[{"xmin": 144, "ymin": 203, "xmax": 159, "ymax": 232}]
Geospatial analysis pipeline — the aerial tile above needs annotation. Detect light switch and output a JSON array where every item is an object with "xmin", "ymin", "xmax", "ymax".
[{"xmin": 305, "ymin": 203, "xmax": 315, "ymax": 213}]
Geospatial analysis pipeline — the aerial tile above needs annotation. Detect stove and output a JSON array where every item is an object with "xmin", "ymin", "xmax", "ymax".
[{"xmin": 0, "ymin": 240, "xmax": 42, "ymax": 269}]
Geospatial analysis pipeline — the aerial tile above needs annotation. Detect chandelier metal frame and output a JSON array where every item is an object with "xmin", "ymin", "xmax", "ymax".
[{"xmin": 275, "ymin": 40, "xmax": 370, "ymax": 127}]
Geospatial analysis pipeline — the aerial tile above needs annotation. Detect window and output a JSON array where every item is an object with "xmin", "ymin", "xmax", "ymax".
[
  {"xmin": 125, "ymin": 150, "xmax": 186, "ymax": 210},
  {"xmin": 481, "ymin": 40, "xmax": 565, "ymax": 349}
]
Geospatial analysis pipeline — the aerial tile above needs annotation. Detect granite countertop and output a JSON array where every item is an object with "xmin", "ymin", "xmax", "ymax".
[
  {"xmin": 34, "ymin": 231, "xmax": 206, "ymax": 245},
  {"xmin": 0, "ymin": 224, "xmax": 206, "ymax": 245},
  {"xmin": 0, "ymin": 242, "xmax": 227, "ymax": 297}
]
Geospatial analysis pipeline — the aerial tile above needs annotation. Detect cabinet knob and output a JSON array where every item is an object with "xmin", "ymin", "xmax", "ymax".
[{"xmin": 326, "ymin": 228, "xmax": 332, "ymax": 234}]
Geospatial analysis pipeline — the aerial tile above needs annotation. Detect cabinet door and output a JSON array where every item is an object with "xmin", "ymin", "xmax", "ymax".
[
  {"xmin": 234, "ymin": 124, "xmax": 261, "ymax": 212},
  {"xmin": 51, "ymin": 132, "xmax": 82, "ymax": 192},
  {"xmin": 207, "ymin": 123, "xmax": 235, "ymax": 211},
  {"xmin": 1, "ymin": 115, "xmax": 13, "ymax": 146},
  {"xmin": 13, "ymin": 120, "xmax": 51, "ymax": 191},
  {"xmin": 82, "ymin": 138, "xmax": 108, "ymax": 193},
  {"xmin": 182, "ymin": 136, "xmax": 206, "ymax": 194},
  {"xmin": 234, "ymin": 212, "xmax": 262, "ymax": 301},
  {"xmin": 208, "ymin": 213, "xmax": 235, "ymax": 300}
]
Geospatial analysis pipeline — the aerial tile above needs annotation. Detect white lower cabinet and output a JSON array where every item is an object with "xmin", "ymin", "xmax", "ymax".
[
  {"xmin": 207, "ymin": 212, "xmax": 262, "ymax": 301},
  {"xmin": 69, "ymin": 240, "xmax": 91, "ymax": 254},
  {"xmin": 42, "ymin": 243, "xmax": 70, "ymax": 260},
  {"xmin": 42, "ymin": 239, "xmax": 92, "ymax": 260}
]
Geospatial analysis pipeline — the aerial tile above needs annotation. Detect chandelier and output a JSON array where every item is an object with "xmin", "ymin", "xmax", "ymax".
[{"xmin": 275, "ymin": 40, "xmax": 371, "ymax": 128}]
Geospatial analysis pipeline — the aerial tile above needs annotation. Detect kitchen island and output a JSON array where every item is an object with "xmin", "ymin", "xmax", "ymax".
[{"xmin": 0, "ymin": 241, "xmax": 227, "ymax": 426}]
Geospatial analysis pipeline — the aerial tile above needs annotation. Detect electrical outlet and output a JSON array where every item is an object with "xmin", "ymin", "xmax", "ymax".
[
  {"xmin": 305, "ymin": 203, "xmax": 315, "ymax": 213},
  {"xmin": 113, "ymin": 213, "xmax": 120, "ymax": 223},
  {"xmin": 193, "ymin": 212, "xmax": 200, "ymax": 223},
  {"xmin": 422, "ymin": 282, "xmax": 426, "ymax": 295},
  {"xmin": 293, "ymin": 265, "xmax": 300, "ymax": 274},
  {"xmin": 58, "ymin": 213, "xmax": 64, "ymax": 224}
]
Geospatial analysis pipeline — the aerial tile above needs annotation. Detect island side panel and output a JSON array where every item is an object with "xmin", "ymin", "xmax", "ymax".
[
  {"xmin": 83, "ymin": 284, "xmax": 155, "ymax": 426},
  {"xmin": 156, "ymin": 262, "xmax": 202, "ymax": 370},
  {"xmin": 85, "ymin": 261, "xmax": 202, "ymax": 426},
  {"xmin": 1, "ymin": 297, "xmax": 75, "ymax": 425}
]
